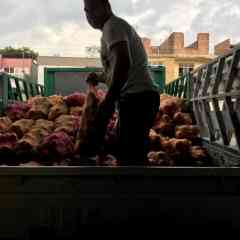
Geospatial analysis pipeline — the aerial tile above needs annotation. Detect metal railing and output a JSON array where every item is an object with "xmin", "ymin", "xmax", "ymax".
[
  {"xmin": 0, "ymin": 73, "xmax": 45, "ymax": 113},
  {"xmin": 164, "ymin": 45, "xmax": 240, "ymax": 164},
  {"xmin": 164, "ymin": 72, "xmax": 192, "ymax": 101}
]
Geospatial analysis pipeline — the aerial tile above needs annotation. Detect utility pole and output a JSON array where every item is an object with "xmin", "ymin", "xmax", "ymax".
[
  {"xmin": 22, "ymin": 49, "xmax": 25, "ymax": 78},
  {"xmin": 0, "ymin": 54, "xmax": 2, "ymax": 72}
]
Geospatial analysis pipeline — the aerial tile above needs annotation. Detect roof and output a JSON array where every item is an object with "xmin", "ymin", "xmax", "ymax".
[
  {"xmin": 38, "ymin": 56, "xmax": 102, "ymax": 67},
  {"xmin": 149, "ymin": 53, "xmax": 215, "ymax": 61}
]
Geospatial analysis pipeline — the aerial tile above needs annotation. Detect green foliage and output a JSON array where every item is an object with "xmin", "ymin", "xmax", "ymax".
[
  {"xmin": 85, "ymin": 45, "xmax": 100, "ymax": 58},
  {"xmin": 0, "ymin": 46, "xmax": 38, "ymax": 60}
]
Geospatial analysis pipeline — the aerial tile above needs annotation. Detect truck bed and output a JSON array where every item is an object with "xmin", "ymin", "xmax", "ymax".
[{"xmin": 0, "ymin": 165, "xmax": 240, "ymax": 238}]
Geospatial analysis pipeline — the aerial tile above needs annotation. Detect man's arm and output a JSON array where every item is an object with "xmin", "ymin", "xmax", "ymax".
[
  {"xmin": 94, "ymin": 41, "xmax": 131, "ymax": 150},
  {"xmin": 104, "ymin": 40, "xmax": 131, "ymax": 103},
  {"xmin": 97, "ymin": 72, "xmax": 107, "ymax": 84},
  {"xmin": 96, "ymin": 40, "xmax": 131, "ymax": 126}
]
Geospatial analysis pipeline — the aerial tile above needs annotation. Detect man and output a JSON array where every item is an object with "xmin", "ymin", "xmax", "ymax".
[{"xmin": 84, "ymin": 0, "xmax": 160, "ymax": 166}]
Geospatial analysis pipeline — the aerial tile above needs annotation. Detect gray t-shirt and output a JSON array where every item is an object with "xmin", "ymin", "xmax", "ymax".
[{"xmin": 100, "ymin": 15, "xmax": 158, "ymax": 100}]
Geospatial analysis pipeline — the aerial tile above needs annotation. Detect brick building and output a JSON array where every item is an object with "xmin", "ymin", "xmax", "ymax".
[
  {"xmin": 142, "ymin": 32, "xmax": 215, "ymax": 83},
  {"xmin": 214, "ymin": 39, "xmax": 234, "ymax": 56},
  {"xmin": 0, "ymin": 55, "xmax": 36, "ymax": 79}
]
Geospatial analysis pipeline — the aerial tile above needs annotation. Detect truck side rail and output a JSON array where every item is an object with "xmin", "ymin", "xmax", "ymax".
[
  {"xmin": 164, "ymin": 45, "xmax": 240, "ymax": 165},
  {"xmin": 0, "ymin": 73, "xmax": 45, "ymax": 113}
]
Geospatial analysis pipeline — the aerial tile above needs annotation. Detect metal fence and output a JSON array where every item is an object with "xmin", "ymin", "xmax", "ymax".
[
  {"xmin": 0, "ymin": 73, "xmax": 45, "ymax": 113},
  {"xmin": 164, "ymin": 45, "xmax": 240, "ymax": 164}
]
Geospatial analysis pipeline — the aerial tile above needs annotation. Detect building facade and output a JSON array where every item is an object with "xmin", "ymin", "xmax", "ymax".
[
  {"xmin": 0, "ymin": 55, "xmax": 36, "ymax": 79},
  {"xmin": 142, "ymin": 33, "xmax": 215, "ymax": 84},
  {"xmin": 214, "ymin": 39, "xmax": 235, "ymax": 56}
]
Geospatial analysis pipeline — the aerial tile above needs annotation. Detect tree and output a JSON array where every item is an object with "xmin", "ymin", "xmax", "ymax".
[
  {"xmin": 85, "ymin": 45, "xmax": 100, "ymax": 58},
  {"xmin": 0, "ymin": 46, "xmax": 38, "ymax": 60}
]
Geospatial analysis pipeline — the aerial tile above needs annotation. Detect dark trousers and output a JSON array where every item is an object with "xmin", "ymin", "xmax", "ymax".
[{"xmin": 117, "ymin": 91, "xmax": 160, "ymax": 166}]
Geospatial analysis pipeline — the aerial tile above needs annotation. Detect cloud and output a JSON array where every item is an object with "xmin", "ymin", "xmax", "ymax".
[
  {"xmin": 0, "ymin": 0, "xmax": 239, "ymax": 56},
  {"xmin": 190, "ymin": 0, "xmax": 240, "ymax": 43},
  {"xmin": 0, "ymin": 23, "xmax": 101, "ymax": 57}
]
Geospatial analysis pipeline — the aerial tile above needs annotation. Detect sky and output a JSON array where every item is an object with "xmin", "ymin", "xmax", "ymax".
[{"xmin": 1, "ymin": 0, "xmax": 240, "ymax": 57}]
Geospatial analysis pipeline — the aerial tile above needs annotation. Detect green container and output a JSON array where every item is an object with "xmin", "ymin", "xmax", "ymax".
[
  {"xmin": 44, "ymin": 66, "xmax": 166, "ymax": 96},
  {"xmin": 44, "ymin": 67, "xmax": 103, "ymax": 96},
  {"xmin": 149, "ymin": 65, "xmax": 165, "ymax": 93}
]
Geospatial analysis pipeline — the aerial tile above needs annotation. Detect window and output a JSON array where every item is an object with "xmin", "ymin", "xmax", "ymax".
[
  {"xmin": 4, "ymin": 67, "xmax": 14, "ymax": 74},
  {"xmin": 179, "ymin": 63, "xmax": 194, "ymax": 76},
  {"xmin": 9, "ymin": 67, "xmax": 14, "ymax": 74}
]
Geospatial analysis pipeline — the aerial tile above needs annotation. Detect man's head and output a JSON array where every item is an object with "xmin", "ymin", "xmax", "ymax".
[{"xmin": 84, "ymin": 0, "xmax": 112, "ymax": 29}]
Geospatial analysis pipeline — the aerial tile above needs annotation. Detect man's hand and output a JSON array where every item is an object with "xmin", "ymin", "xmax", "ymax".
[{"xmin": 86, "ymin": 72, "xmax": 99, "ymax": 86}]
